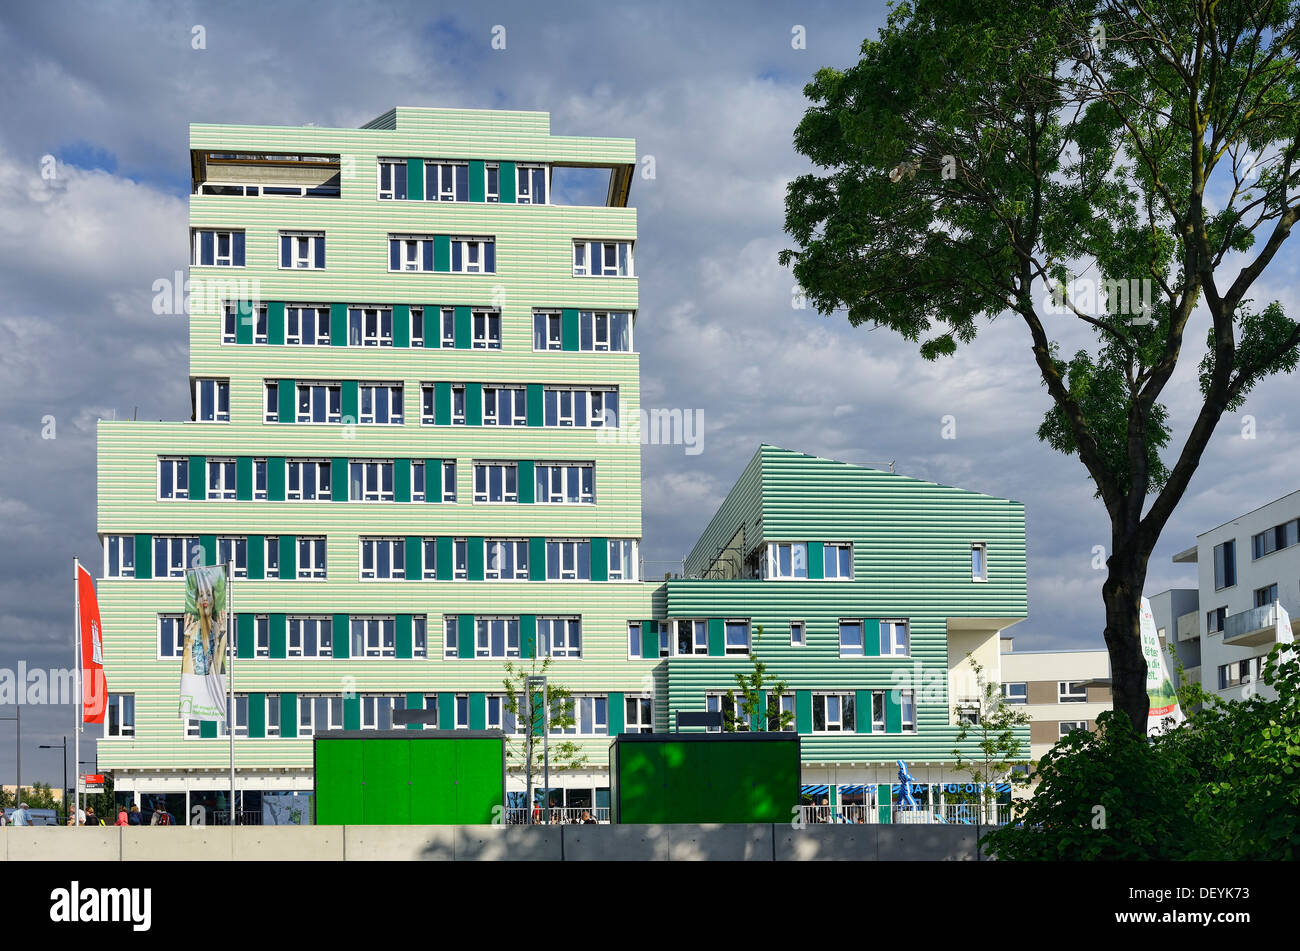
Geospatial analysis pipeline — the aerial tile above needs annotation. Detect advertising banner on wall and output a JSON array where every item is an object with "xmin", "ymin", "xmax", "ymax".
[
  {"xmin": 1140, "ymin": 596, "xmax": 1184, "ymax": 736},
  {"xmin": 179, "ymin": 564, "xmax": 228, "ymax": 722}
]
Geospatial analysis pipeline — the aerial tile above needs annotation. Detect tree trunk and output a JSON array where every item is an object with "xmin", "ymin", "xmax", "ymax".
[{"xmin": 1101, "ymin": 557, "xmax": 1150, "ymax": 736}]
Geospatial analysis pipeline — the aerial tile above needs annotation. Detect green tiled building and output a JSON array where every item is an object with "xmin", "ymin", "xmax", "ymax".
[{"xmin": 95, "ymin": 107, "xmax": 1027, "ymax": 824}]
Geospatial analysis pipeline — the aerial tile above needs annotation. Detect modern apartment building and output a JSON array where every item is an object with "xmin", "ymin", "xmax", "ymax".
[
  {"xmin": 999, "ymin": 639, "xmax": 1112, "ymax": 763},
  {"xmin": 94, "ymin": 107, "xmax": 1030, "ymax": 824}
]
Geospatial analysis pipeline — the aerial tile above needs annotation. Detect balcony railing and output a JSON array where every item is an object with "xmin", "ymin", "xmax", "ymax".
[
  {"xmin": 798, "ymin": 803, "xmax": 1013, "ymax": 826},
  {"xmin": 1223, "ymin": 603, "xmax": 1279, "ymax": 647},
  {"xmin": 504, "ymin": 807, "xmax": 609, "ymax": 825}
]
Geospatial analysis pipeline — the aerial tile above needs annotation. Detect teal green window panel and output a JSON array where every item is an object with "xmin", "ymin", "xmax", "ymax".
[
  {"xmin": 520, "ymin": 614, "xmax": 536, "ymax": 659},
  {"xmin": 341, "ymin": 381, "xmax": 359, "ymax": 424},
  {"xmin": 134, "ymin": 534, "xmax": 152, "ymax": 579},
  {"xmin": 199, "ymin": 534, "xmax": 216, "ymax": 566},
  {"xmin": 236, "ymin": 613, "xmax": 254, "ymax": 659},
  {"xmin": 855, "ymin": 690, "xmax": 872, "ymax": 734},
  {"xmin": 608, "ymin": 692, "xmax": 625, "ymax": 736},
  {"xmin": 436, "ymin": 537, "xmax": 454, "ymax": 579},
  {"xmin": 807, "ymin": 542, "xmax": 824, "ymax": 580},
  {"xmin": 529, "ymin": 538, "xmax": 546, "ymax": 581},
  {"xmin": 331, "ymin": 458, "xmax": 348, "ymax": 502},
  {"xmin": 269, "ymin": 614, "xmax": 287, "ymax": 659},
  {"xmin": 394, "ymin": 458, "xmax": 411, "ymax": 503},
  {"xmin": 454, "ymin": 306, "xmax": 471, "ymax": 349},
  {"xmin": 330, "ymin": 303, "xmax": 348, "ymax": 347},
  {"xmin": 406, "ymin": 159, "xmax": 424, "ymax": 201},
  {"xmin": 561, "ymin": 309, "xmax": 579, "ymax": 351},
  {"xmin": 425, "ymin": 458, "xmax": 443, "ymax": 502},
  {"xmin": 434, "ymin": 382, "xmax": 451, "ymax": 426},
  {"xmin": 235, "ymin": 300, "xmax": 254, "ymax": 345},
  {"xmin": 433, "ymin": 235, "xmax": 451, "ymax": 272},
  {"xmin": 343, "ymin": 695, "xmax": 361, "ymax": 731},
  {"xmin": 248, "ymin": 692, "xmax": 266, "ymax": 739},
  {"xmin": 405, "ymin": 536, "xmax": 422, "ymax": 579},
  {"xmin": 280, "ymin": 692, "xmax": 297, "ymax": 737},
  {"xmin": 277, "ymin": 380, "xmax": 295, "ymax": 423},
  {"xmin": 280, "ymin": 535, "xmax": 297, "ymax": 580},
  {"xmin": 405, "ymin": 692, "xmax": 424, "ymax": 731},
  {"xmin": 499, "ymin": 162, "xmax": 516, "ymax": 202},
  {"xmin": 468, "ymin": 160, "xmax": 486, "ymax": 202},
  {"xmin": 189, "ymin": 456, "xmax": 207, "ymax": 501},
  {"xmin": 267, "ymin": 301, "xmax": 286, "ymax": 345},
  {"xmin": 458, "ymin": 615, "xmax": 475, "ymax": 659},
  {"xmin": 796, "ymin": 690, "xmax": 813, "ymax": 734},
  {"xmin": 393, "ymin": 304, "xmax": 410, "ymax": 348},
  {"xmin": 517, "ymin": 460, "xmax": 534, "ymax": 503},
  {"xmin": 591, "ymin": 538, "xmax": 608, "ymax": 581},
  {"xmin": 467, "ymin": 536, "xmax": 484, "ymax": 581},
  {"xmin": 247, "ymin": 535, "xmax": 265, "ymax": 580},
  {"xmin": 437, "ymin": 693, "xmax": 455, "ymax": 729},
  {"xmin": 886, "ymin": 691, "xmax": 903, "ymax": 734},
  {"xmin": 235, "ymin": 457, "xmax": 254, "ymax": 501},
  {"xmin": 465, "ymin": 383, "xmax": 482, "ymax": 426},
  {"xmin": 333, "ymin": 614, "xmax": 350, "ymax": 660},
  {"xmin": 268, "ymin": 458, "xmax": 286, "ymax": 501},
  {"xmin": 526, "ymin": 384, "xmax": 544, "ymax": 427},
  {"xmin": 396, "ymin": 614, "xmax": 413, "ymax": 659},
  {"xmin": 469, "ymin": 693, "xmax": 486, "ymax": 731},
  {"xmin": 707, "ymin": 618, "xmax": 725, "ymax": 657}
]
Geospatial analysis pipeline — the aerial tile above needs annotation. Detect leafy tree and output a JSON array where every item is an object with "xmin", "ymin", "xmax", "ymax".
[
  {"xmin": 21, "ymin": 781, "xmax": 61, "ymax": 812},
  {"xmin": 781, "ymin": 0, "xmax": 1300, "ymax": 735},
  {"xmin": 502, "ymin": 656, "xmax": 587, "ymax": 821},
  {"xmin": 951, "ymin": 655, "xmax": 1032, "ymax": 845},
  {"xmin": 723, "ymin": 626, "xmax": 796, "ymax": 732}
]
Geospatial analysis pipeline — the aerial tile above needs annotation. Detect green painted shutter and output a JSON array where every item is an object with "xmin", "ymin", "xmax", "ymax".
[
  {"xmin": 469, "ymin": 693, "xmax": 486, "ymax": 730},
  {"xmin": 752, "ymin": 692, "xmax": 767, "ymax": 732},
  {"xmin": 406, "ymin": 159, "xmax": 424, "ymax": 200},
  {"xmin": 405, "ymin": 693, "xmax": 424, "ymax": 731},
  {"xmin": 280, "ymin": 692, "xmax": 297, "ymax": 738},
  {"xmin": 331, "ymin": 458, "xmax": 349, "ymax": 502},
  {"xmin": 278, "ymin": 381, "xmax": 295, "ymax": 422},
  {"xmin": 405, "ymin": 536, "xmax": 422, "ymax": 580},
  {"xmin": 458, "ymin": 615, "xmax": 475, "ymax": 660},
  {"xmin": 796, "ymin": 690, "xmax": 813, "ymax": 735},
  {"xmin": 608, "ymin": 692, "xmax": 625, "ymax": 736},
  {"xmin": 425, "ymin": 458, "xmax": 443, "ymax": 502},
  {"xmin": 280, "ymin": 535, "xmax": 297, "ymax": 580},
  {"xmin": 526, "ymin": 384, "xmax": 544, "ymax": 427},
  {"xmin": 189, "ymin": 457, "xmax": 207, "ymax": 501},
  {"xmin": 807, "ymin": 542, "xmax": 824, "ymax": 580},
  {"xmin": 561, "ymin": 308, "xmax": 579, "ymax": 351},
  {"xmin": 465, "ymin": 383, "xmax": 482, "ymax": 426},
  {"xmin": 707, "ymin": 618, "xmax": 725, "ymax": 657},
  {"xmin": 199, "ymin": 534, "xmax": 216, "ymax": 566},
  {"xmin": 591, "ymin": 538, "xmax": 608, "ymax": 581},
  {"xmin": 499, "ymin": 161, "xmax": 516, "ymax": 202},
  {"xmin": 235, "ymin": 457, "xmax": 253, "ymax": 501},
  {"xmin": 434, "ymin": 383, "xmax": 451, "ymax": 426},
  {"xmin": 394, "ymin": 459, "xmax": 411, "ymax": 503},
  {"xmin": 393, "ymin": 304, "xmax": 410, "ymax": 348},
  {"xmin": 437, "ymin": 693, "xmax": 455, "ymax": 730},
  {"xmin": 433, "ymin": 235, "xmax": 451, "ymax": 272},
  {"xmin": 469, "ymin": 160, "xmax": 486, "ymax": 201},
  {"xmin": 436, "ymin": 537, "xmax": 454, "ymax": 579},
  {"xmin": 467, "ymin": 537, "xmax": 484, "ymax": 581},
  {"xmin": 341, "ymin": 381, "xmax": 358, "ymax": 424},
  {"xmin": 235, "ymin": 300, "xmax": 254, "ymax": 345},
  {"xmin": 517, "ymin": 460, "xmax": 534, "ymax": 503},
  {"xmin": 236, "ymin": 613, "xmax": 254, "ymax": 659},
  {"xmin": 520, "ymin": 614, "xmax": 536, "ymax": 659},
  {"xmin": 865, "ymin": 619, "xmax": 881, "ymax": 657},
  {"xmin": 333, "ymin": 614, "xmax": 350, "ymax": 660},
  {"xmin": 344, "ymin": 694, "xmax": 361, "ymax": 731},
  {"xmin": 856, "ymin": 690, "xmax": 872, "ymax": 734},
  {"xmin": 268, "ymin": 458, "xmax": 286, "ymax": 501},
  {"xmin": 643, "ymin": 621, "xmax": 659, "ymax": 659},
  {"xmin": 200, "ymin": 721, "xmax": 217, "ymax": 739},
  {"xmin": 269, "ymin": 614, "xmax": 287, "ymax": 659},
  {"xmin": 529, "ymin": 538, "xmax": 546, "ymax": 581},
  {"xmin": 886, "ymin": 691, "xmax": 903, "ymax": 734},
  {"xmin": 267, "ymin": 301, "xmax": 285, "ymax": 346},
  {"xmin": 134, "ymin": 534, "xmax": 153, "ymax": 580},
  {"xmin": 247, "ymin": 535, "xmax": 265, "ymax": 580},
  {"xmin": 454, "ymin": 306, "xmax": 471, "ymax": 349},
  {"xmin": 330, "ymin": 303, "xmax": 348, "ymax": 347},
  {"xmin": 248, "ymin": 693, "xmax": 266, "ymax": 739},
  {"xmin": 396, "ymin": 614, "xmax": 413, "ymax": 659}
]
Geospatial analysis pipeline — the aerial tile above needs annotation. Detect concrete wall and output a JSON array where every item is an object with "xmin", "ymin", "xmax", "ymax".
[{"xmin": 0, "ymin": 823, "xmax": 987, "ymax": 861}]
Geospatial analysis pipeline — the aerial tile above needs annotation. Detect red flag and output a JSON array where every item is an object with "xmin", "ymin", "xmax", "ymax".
[{"xmin": 77, "ymin": 564, "xmax": 108, "ymax": 723}]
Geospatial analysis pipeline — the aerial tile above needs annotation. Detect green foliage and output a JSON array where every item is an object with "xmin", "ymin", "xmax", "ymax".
[
  {"xmin": 20, "ymin": 781, "xmax": 61, "ymax": 813},
  {"xmin": 951, "ymin": 655, "xmax": 1032, "ymax": 824},
  {"xmin": 984, "ymin": 644, "xmax": 1300, "ymax": 860},
  {"xmin": 501, "ymin": 656, "xmax": 587, "ymax": 777},
  {"xmin": 723, "ymin": 626, "xmax": 795, "ymax": 732}
]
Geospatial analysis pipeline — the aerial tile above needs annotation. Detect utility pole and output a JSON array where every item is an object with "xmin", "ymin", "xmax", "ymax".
[{"xmin": 39, "ymin": 737, "xmax": 68, "ymax": 823}]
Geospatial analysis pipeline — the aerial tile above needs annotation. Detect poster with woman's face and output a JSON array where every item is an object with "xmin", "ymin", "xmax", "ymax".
[{"xmin": 179, "ymin": 565, "xmax": 228, "ymax": 722}]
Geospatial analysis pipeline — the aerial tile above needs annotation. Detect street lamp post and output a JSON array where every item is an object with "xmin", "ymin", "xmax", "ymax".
[
  {"xmin": 525, "ymin": 675, "xmax": 549, "ymax": 824},
  {"xmin": 39, "ymin": 737, "xmax": 68, "ymax": 823},
  {"xmin": 1, "ymin": 707, "xmax": 21, "ymax": 805}
]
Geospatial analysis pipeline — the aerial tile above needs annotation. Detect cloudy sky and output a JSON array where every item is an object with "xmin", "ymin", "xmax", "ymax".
[{"xmin": 0, "ymin": 0, "xmax": 1296, "ymax": 787}]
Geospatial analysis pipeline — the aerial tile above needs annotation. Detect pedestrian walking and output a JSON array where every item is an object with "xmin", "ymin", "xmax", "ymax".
[
  {"xmin": 128, "ymin": 805, "xmax": 142, "ymax": 825},
  {"xmin": 115, "ymin": 809, "xmax": 129, "ymax": 826},
  {"xmin": 12, "ymin": 802, "xmax": 31, "ymax": 826}
]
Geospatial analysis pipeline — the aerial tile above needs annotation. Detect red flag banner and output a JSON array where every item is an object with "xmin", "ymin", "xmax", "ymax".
[{"xmin": 77, "ymin": 564, "xmax": 108, "ymax": 723}]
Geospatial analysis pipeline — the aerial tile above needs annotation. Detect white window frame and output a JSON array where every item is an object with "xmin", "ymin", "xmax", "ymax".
[
  {"xmin": 153, "ymin": 536, "xmax": 198, "ymax": 578},
  {"xmin": 812, "ymin": 692, "xmax": 855, "ymax": 734},
  {"xmin": 838, "ymin": 619, "xmax": 865, "ymax": 657},
  {"xmin": 194, "ymin": 378, "xmax": 230, "ymax": 422},
  {"xmin": 823, "ymin": 543, "xmax": 852, "ymax": 580},
  {"xmin": 577, "ymin": 310, "xmax": 633, "ymax": 352},
  {"xmin": 1059, "ymin": 720, "xmax": 1088, "ymax": 738},
  {"xmin": 572, "ymin": 239, "xmax": 633, "ymax": 277},
  {"xmin": 606, "ymin": 539, "xmax": 639, "ymax": 581},
  {"xmin": 349, "ymin": 307, "xmax": 394, "ymax": 347},
  {"xmin": 287, "ymin": 617, "xmax": 332, "ymax": 658},
  {"xmin": 879, "ymin": 620, "xmax": 910, "ymax": 657},
  {"xmin": 427, "ymin": 160, "xmax": 469, "ymax": 202},
  {"xmin": 1058, "ymin": 681, "xmax": 1088, "ymax": 703},
  {"xmin": 533, "ymin": 311, "xmax": 563, "ymax": 350},
  {"xmin": 352, "ymin": 617, "xmax": 396, "ymax": 659},
  {"xmin": 482, "ymin": 386, "xmax": 527, "ymax": 426},
  {"xmin": 475, "ymin": 616, "xmax": 521, "ymax": 659},
  {"xmin": 473, "ymin": 462, "xmax": 519, "ymax": 503},
  {"xmin": 286, "ymin": 305, "xmax": 331, "ymax": 346},
  {"xmin": 285, "ymin": 459, "xmax": 331, "ymax": 501},
  {"xmin": 359, "ymin": 537, "xmax": 406, "ymax": 581},
  {"xmin": 350, "ymin": 460, "xmax": 395, "ymax": 502},
  {"xmin": 472, "ymin": 309, "xmax": 502, "ymax": 349},
  {"xmin": 158, "ymin": 614, "xmax": 184, "ymax": 658},
  {"xmin": 214, "ymin": 536, "xmax": 247, "ymax": 577},
  {"xmin": 483, "ymin": 538, "xmax": 529, "ymax": 581},
  {"xmin": 790, "ymin": 620, "xmax": 805, "ymax": 647},
  {"xmin": 296, "ymin": 537, "xmax": 327, "ymax": 580},
  {"xmin": 279, "ymin": 231, "xmax": 325, "ymax": 270},
  {"xmin": 104, "ymin": 535, "xmax": 135, "ymax": 579},
  {"xmin": 191, "ymin": 228, "xmax": 243, "ymax": 267},
  {"xmin": 545, "ymin": 539, "xmax": 591, "ymax": 581},
  {"xmin": 971, "ymin": 542, "xmax": 988, "ymax": 582},
  {"xmin": 206, "ymin": 458, "xmax": 237, "ymax": 500},
  {"xmin": 515, "ymin": 164, "xmax": 548, "ymax": 205},
  {"xmin": 1002, "ymin": 682, "xmax": 1028, "ymax": 704},
  {"xmin": 296, "ymin": 382, "xmax": 342, "ymax": 423},
  {"xmin": 450, "ymin": 236, "xmax": 493, "ymax": 274},
  {"xmin": 538, "ymin": 616, "xmax": 582, "ymax": 658},
  {"xmin": 724, "ymin": 619, "xmax": 750, "ymax": 656},
  {"xmin": 158, "ymin": 457, "xmax": 189, "ymax": 500},
  {"xmin": 673, "ymin": 619, "xmax": 710, "ymax": 657},
  {"xmin": 358, "ymin": 383, "xmax": 403, "ymax": 425},
  {"xmin": 298, "ymin": 695, "xmax": 345, "ymax": 735},
  {"xmin": 535, "ymin": 462, "xmax": 596, "ymax": 505},
  {"xmin": 377, "ymin": 159, "xmax": 406, "ymax": 200},
  {"xmin": 623, "ymin": 695, "xmax": 654, "ymax": 734}
]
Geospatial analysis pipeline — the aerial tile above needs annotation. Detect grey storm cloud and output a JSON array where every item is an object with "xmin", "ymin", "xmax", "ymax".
[{"xmin": 0, "ymin": 0, "xmax": 1297, "ymax": 785}]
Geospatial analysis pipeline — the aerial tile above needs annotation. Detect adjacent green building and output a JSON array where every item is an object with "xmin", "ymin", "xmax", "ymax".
[{"xmin": 94, "ymin": 106, "xmax": 1027, "ymax": 824}]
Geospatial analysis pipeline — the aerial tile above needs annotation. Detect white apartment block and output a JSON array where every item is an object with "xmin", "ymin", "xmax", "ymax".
[{"xmin": 999, "ymin": 638, "xmax": 1112, "ymax": 763}]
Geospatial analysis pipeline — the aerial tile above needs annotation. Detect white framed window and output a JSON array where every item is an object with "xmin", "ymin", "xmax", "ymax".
[
  {"xmin": 194, "ymin": 379, "xmax": 230, "ymax": 422},
  {"xmin": 450, "ymin": 236, "xmax": 495, "ymax": 274},
  {"xmin": 263, "ymin": 381, "xmax": 280, "ymax": 423},
  {"xmin": 838, "ymin": 619, "xmax": 864, "ymax": 657},
  {"xmin": 348, "ymin": 307, "xmax": 393, "ymax": 347},
  {"xmin": 813, "ymin": 692, "xmax": 855, "ymax": 733},
  {"xmin": 452, "ymin": 384, "xmax": 466, "ymax": 424},
  {"xmin": 153, "ymin": 536, "xmax": 198, "ymax": 578},
  {"xmin": 971, "ymin": 543, "xmax": 988, "ymax": 582},
  {"xmin": 552, "ymin": 695, "xmax": 607, "ymax": 736},
  {"xmin": 572, "ymin": 239, "xmax": 633, "ymax": 277},
  {"xmin": 1255, "ymin": 583, "xmax": 1279, "ymax": 608},
  {"xmin": 251, "ymin": 458, "xmax": 267, "ymax": 500},
  {"xmin": 286, "ymin": 459, "xmax": 331, "ymax": 501},
  {"xmin": 158, "ymin": 457, "xmax": 189, "ymax": 500},
  {"xmin": 158, "ymin": 614, "xmax": 184, "ymax": 658},
  {"xmin": 359, "ymin": 695, "xmax": 403, "ymax": 730},
  {"xmin": 532, "ymin": 311, "xmax": 563, "ymax": 350},
  {"xmin": 485, "ymin": 164, "xmax": 500, "ymax": 202},
  {"xmin": 206, "ymin": 458, "xmax": 237, "ymax": 500},
  {"xmin": 214, "ymin": 536, "xmax": 247, "ymax": 577},
  {"xmin": 409, "ymin": 306, "xmax": 426, "ymax": 348},
  {"xmin": 1252, "ymin": 519, "xmax": 1300, "ymax": 559},
  {"xmin": 705, "ymin": 693, "xmax": 746, "ymax": 733},
  {"xmin": 263, "ymin": 535, "xmax": 280, "ymax": 579},
  {"xmin": 286, "ymin": 305, "xmax": 330, "ymax": 345},
  {"xmin": 901, "ymin": 689, "xmax": 917, "ymax": 733},
  {"xmin": 725, "ymin": 620, "xmax": 750, "ymax": 655},
  {"xmin": 377, "ymin": 159, "xmax": 407, "ymax": 200},
  {"xmin": 1213, "ymin": 539, "xmax": 1237, "ymax": 589},
  {"xmin": 790, "ymin": 621, "xmax": 805, "ymax": 647},
  {"xmin": 879, "ymin": 620, "xmax": 910, "ymax": 657},
  {"xmin": 515, "ymin": 164, "xmax": 547, "ymax": 204},
  {"xmin": 535, "ymin": 462, "xmax": 595, "ymax": 504},
  {"xmin": 484, "ymin": 539, "xmax": 529, "ymax": 581},
  {"xmin": 298, "ymin": 695, "xmax": 345, "ymax": 735},
  {"xmin": 358, "ymin": 383, "xmax": 403, "ymax": 424},
  {"xmin": 390, "ymin": 234, "xmax": 433, "ymax": 272},
  {"xmin": 411, "ymin": 461, "xmax": 426, "ymax": 502},
  {"xmin": 237, "ymin": 616, "xmax": 270, "ymax": 659},
  {"xmin": 351, "ymin": 617, "xmax": 396, "ymax": 658},
  {"xmin": 474, "ymin": 462, "xmax": 518, "ymax": 503},
  {"xmin": 104, "ymin": 535, "xmax": 135, "ymax": 579},
  {"xmin": 296, "ymin": 537, "xmax": 327, "ymax": 580},
  {"xmin": 1059, "ymin": 720, "xmax": 1088, "ymax": 738},
  {"xmin": 222, "ymin": 301, "xmax": 266, "ymax": 343},
  {"xmin": 413, "ymin": 617, "xmax": 427, "ymax": 659},
  {"xmin": 538, "ymin": 617, "xmax": 581, "ymax": 658},
  {"xmin": 483, "ymin": 386, "xmax": 527, "ymax": 426},
  {"xmin": 476, "ymin": 617, "xmax": 520, "ymax": 659},
  {"xmin": 765, "ymin": 542, "xmax": 808, "ymax": 579},
  {"xmin": 453, "ymin": 539, "xmax": 468, "ymax": 580},
  {"xmin": 441, "ymin": 461, "xmax": 457, "ymax": 502},
  {"xmin": 472, "ymin": 310, "xmax": 501, "ymax": 348},
  {"xmin": 624, "ymin": 696, "xmax": 653, "ymax": 733},
  {"xmin": 627, "ymin": 622, "xmax": 644, "ymax": 659},
  {"xmin": 439, "ymin": 307, "xmax": 456, "ymax": 348},
  {"xmin": 1058, "ymin": 681, "xmax": 1088, "ymax": 703},
  {"xmin": 288, "ymin": 617, "xmax": 332, "ymax": 658},
  {"xmin": 191, "ymin": 229, "xmax": 244, "ymax": 267},
  {"xmin": 823, "ymin": 543, "xmax": 852, "ymax": 580},
  {"xmin": 105, "ymin": 693, "xmax": 135, "ymax": 738},
  {"xmin": 350, "ymin": 460, "xmax": 394, "ymax": 502},
  {"xmin": 871, "ymin": 692, "xmax": 887, "ymax": 733},
  {"xmin": 443, "ymin": 616, "xmax": 459, "ymax": 658},
  {"xmin": 578, "ymin": 310, "xmax": 633, "ymax": 352},
  {"xmin": 360, "ymin": 538, "xmax": 405, "ymax": 580},
  {"xmin": 767, "ymin": 692, "xmax": 797, "ymax": 732},
  {"xmin": 455, "ymin": 695, "xmax": 470, "ymax": 730},
  {"xmin": 1002, "ymin": 683, "xmax": 1027, "ymax": 704},
  {"xmin": 279, "ymin": 231, "xmax": 325, "ymax": 269},
  {"xmin": 674, "ymin": 619, "xmax": 709, "ymax": 657},
  {"xmin": 607, "ymin": 540, "xmax": 639, "ymax": 581},
  {"xmin": 542, "ymin": 387, "xmax": 618, "ymax": 427},
  {"xmin": 426, "ymin": 161, "xmax": 469, "ymax": 202},
  {"xmin": 296, "ymin": 382, "xmax": 342, "ymax": 423},
  {"xmin": 545, "ymin": 540, "xmax": 591, "ymax": 580}
]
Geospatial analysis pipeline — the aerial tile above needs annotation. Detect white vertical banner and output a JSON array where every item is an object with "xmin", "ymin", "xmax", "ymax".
[{"xmin": 1141, "ymin": 596, "xmax": 1184, "ymax": 736}]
